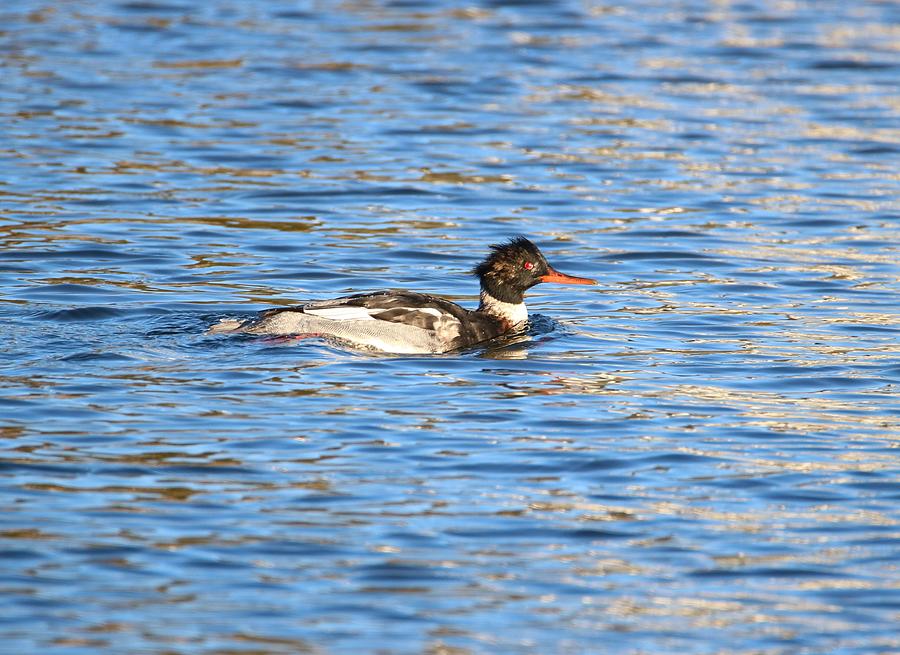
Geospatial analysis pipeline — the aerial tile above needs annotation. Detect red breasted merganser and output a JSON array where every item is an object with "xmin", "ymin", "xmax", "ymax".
[{"xmin": 209, "ymin": 236, "xmax": 596, "ymax": 354}]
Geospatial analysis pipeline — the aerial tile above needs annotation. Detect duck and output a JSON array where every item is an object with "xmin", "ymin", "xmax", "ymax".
[{"xmin": 209, "ymin": 236, "xmax": 596, "ymax": 354}]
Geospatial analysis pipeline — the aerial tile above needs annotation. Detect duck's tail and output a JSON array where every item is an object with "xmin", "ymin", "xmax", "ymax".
[{"xmin": 206, "ymin": 318, "xmax": 245, "ymax": 335}]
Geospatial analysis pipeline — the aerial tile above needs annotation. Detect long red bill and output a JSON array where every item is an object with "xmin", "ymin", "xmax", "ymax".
[{"xmin": 540, "ymin": 267, "xmax": 597, "ymax": 285}]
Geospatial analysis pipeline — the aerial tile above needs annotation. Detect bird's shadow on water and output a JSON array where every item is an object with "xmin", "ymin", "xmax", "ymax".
[{"xmin": 477, "ymin": 314, "xmax": 561, "ymax": 360}]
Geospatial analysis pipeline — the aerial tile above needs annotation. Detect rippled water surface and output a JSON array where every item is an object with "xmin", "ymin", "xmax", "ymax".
[{"xmin": 2, "ymin": 1, "xmax": 899, "ymax": 653}]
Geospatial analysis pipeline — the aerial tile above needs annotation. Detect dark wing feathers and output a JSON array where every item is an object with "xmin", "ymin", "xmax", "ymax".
[
  {"xmin": 370, "ymin": 307, "xmax": 438, "ymax": 331},
  {"xmin": 311, "ymin": 291, "xmax": 463, "ymax": 317},
  {"xmin": 362, "ymin": 292, "xmax": 507, "ymax": 347}
]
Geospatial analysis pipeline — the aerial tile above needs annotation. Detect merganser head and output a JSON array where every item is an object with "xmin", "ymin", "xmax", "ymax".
[{"xmin": 473, "ymin": 236, "xmax": 596, "ymax": 305}]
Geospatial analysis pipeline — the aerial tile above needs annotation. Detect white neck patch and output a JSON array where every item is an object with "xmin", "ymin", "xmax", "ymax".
[{"xmin": 479, "ymin": 290, "xmax": 528, "ymax": 325}]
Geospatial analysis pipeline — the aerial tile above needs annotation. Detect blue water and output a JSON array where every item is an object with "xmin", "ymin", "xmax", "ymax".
[{"xmin": 2, "ymin": 1, "xmax": 899, "ymax": 653}]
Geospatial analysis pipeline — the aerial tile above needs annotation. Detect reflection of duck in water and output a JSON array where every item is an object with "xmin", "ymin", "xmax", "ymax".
[{"xmin": 209, "ymin": 236, "xmax": 596, "ymax": 354}]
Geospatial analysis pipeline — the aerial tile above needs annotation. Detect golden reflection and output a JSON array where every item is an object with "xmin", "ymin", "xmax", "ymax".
[
  {"xmin": 559, "ymin": 85, "xmax": 669, "ymax": 109},
  {"xmin": 186, "ymin": 253, "xmax": 249, "ymax": 269},
  {"xmin": 22, "ymin": 483, "xmax": 200, "ymax": 501},
  {"xmin": 230, "ymin": 632, "xmax": 316, "ymax": 652},
  {"xmin": 718, "ymin": 243, "xmax": 900, "ymax": 267},
  {"xmin": 49, "ymin": 638, "xmax": 109, "ymax": 649},
  {"xmin": 644, "ymin": 384, "xmax": 900, "ymax": 438},
  {"xmin": 365, "ymin": 22, "xmax": 435, "ymax": 33},
  {"xmin": 571, "ymin": 116, "xmax": 674, "ymax": 131},
  {"xmin": 713, "ymin": 548, "xmax": 871, "ymax": 569},
  {"xmin": 573, "ymin": 559, "xmax": 645, "ymax": 576},
  {"xmin": 113, "ymin": 159, "xmax": 287, "ymax": 178},
  {"xmin": 796, "ymin": 579, "xmax": 900, "ymax": 591},
  {"xmin": 719, "ymin": 36, "xmax": 785, "ymax": 49},
  {"xmin": 289, "ymin": 61, "xmax": 368, "ymax": 71},
  {"xmin": 0, "ymin": 375, "xmax": 55, "ymax": 390},
  {"xmin": 152, "ymin": 59, "xmax": 244, "ymax": 69},
  {"xmin": 418, "ymin": 169, "xmax": 514, "ymax": 185},
  {"xmin": 0, "ymin": 528, "xmax": 58, "ymax": 540},
  {"xmin": 653, "ymin": 500, "xmax": 898, "ymax": 532},
  {"xmin": 0, "ymin": 214, "xmax": 322, "ymax": 237},
  {"xmin": 35, "ymin": 276, "xmax": 170, "ymax": 292}
]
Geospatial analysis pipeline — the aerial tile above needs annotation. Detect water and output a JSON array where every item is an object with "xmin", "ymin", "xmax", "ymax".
[{"xmin": 2, "ymin": 0, "xmax": 899, "ymax": 653}]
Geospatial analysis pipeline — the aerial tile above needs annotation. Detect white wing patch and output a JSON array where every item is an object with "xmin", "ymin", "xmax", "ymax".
[{"xmin": 305, "ymin": 305, "xmax": 377, "ymax": 321}]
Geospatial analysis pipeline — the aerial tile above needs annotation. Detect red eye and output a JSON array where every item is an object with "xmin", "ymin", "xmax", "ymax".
[{"xmin": 524, "ymin": 261, "xmax": 534, "ymax": 271}]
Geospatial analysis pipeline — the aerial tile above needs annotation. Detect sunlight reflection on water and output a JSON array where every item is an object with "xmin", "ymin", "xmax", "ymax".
[{"xmin": 1, "ymin": 0, "xmax": 899, "ymax": 653}]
